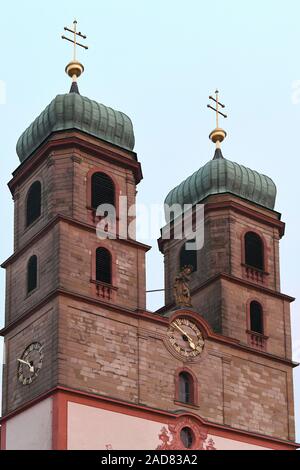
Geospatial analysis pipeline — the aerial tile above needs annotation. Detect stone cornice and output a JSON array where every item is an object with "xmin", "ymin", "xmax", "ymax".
[
  {"xmin": 1, "ymin": 213, "xmax": 151, "ymax": 269},
  {"xmin": 156, "ymin": 272, "xmax": 294, "ymax": 313},
  {"xmin": 1, "ymin": 386, "xmax": 299, "ymax": 449},
  {"xmin": 9, "ymin": 130, "xmax": 143, "ymax": 194},
  {"xmin": 0, "ymin": 287, "xmax": 297, "ymax": 370},
  {"xmin": 158, "ymin": 197, "xmax": 285, "ymax": 252}
]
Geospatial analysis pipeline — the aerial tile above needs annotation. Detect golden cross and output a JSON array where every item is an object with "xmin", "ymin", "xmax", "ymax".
[
  {"xmin": 62, "ymin": 20, "xmax": 88, "ymax": 62},
  {"xmin": 207, "ymin": 90, "xmax": 227, "ymax": 129}
]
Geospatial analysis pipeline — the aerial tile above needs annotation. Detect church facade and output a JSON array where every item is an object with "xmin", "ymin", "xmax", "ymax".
[{"xmin": 0, "ymin": 55, "xmax": 298, "ymax": 450}]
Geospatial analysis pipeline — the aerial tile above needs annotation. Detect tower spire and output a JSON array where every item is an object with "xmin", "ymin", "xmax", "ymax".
[
  {"xmin": 62, "ymin": 20, "xmax": 88, "ymax": 89},
  {"xmin": 207, "ymin": 90, "xmax": 227, "ymax": 150}
]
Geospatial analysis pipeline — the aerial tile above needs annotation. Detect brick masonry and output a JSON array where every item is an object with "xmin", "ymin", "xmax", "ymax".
[
  {"xmin": 1, "ymin": 130, "xmax": 296, "ymax": 445},
  {"xmin": 160, "ymin": 194, "xmax": 292, "ymax": 353},
  {"xmin": 2, "ymin": 300, "xmax": 58, "ymax": 415}
]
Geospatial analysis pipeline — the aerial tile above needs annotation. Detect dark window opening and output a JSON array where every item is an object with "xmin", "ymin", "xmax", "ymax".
[
  {"xmin": 250, "ymin": 301, "xmax": 264, "ymax": 334},
  {"xmin": 180, "ymin": 427, "xmax": 194, "ymax": 449},
  {"xmin": 27, "ymin": 255, "xmax": 38, "ymax": 293},
  {"xmin": 180, "ymin": 240, "xmax": 197, "ymax": 272},
  {"xmin": 91, "ymin": 172, "xmax": 115, "ymax": 211},
  {"xmin": 96, "ymin": 248, "xmax": 112, "ymax": 285},
  {"xmin": 26, "ymin": 181, "xmax": 42, "ymax": 227},
  {"xmin": 245, "ymin": 232, "xmax": 264, "ymax": 270},
  {"xmin": 178, "ymin": 372, "xmax": 193, "ymax": 404}
]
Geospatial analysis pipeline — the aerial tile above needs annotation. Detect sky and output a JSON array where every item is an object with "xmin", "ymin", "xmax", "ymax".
[{"xmin": 0, "ymin": 0, "xmax": 299, "ymax": 441}]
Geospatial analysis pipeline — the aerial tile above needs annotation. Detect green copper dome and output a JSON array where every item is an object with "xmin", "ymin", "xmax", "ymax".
[
  {"xmin": 16, "ymin": 90, "xmax": 135, "ymax": 162},
  {"xmin": 165, "ymin": 149, "xmax": 277, "ymax": 212}
]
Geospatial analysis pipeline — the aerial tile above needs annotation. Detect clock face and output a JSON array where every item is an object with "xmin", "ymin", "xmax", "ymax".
[
  {"xmin": 167, "ymin": 318, "xmax": 204, "ymax": 359},
  {"xmin": 17, "ymin": 342, "xmax": 44, "ymax": 385}
]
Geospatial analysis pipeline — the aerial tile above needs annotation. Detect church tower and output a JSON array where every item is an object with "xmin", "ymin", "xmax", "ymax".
[
  {"xmin": 157, "ymin": 91, "xmax": 297, "ymax": 447},
  {"xmin": 0, "ymin": 35, "xmax": 298, "ymax": 450},
  {"xmin": 0, "ymin": 22, "xmax": 149, "ymax": 450}
]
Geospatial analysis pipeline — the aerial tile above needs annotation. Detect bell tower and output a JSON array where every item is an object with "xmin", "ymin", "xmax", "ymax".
[
  {"xmin": 159, "ymin": 90, "xmax": 289, "ymax": 353},
  {"xmin": 157, "ymin": 91, "xmax": 296, "ymax": 442},
  {"xmin": 0, "ymin": 21, "xmax": 149, "ymax": 449}
]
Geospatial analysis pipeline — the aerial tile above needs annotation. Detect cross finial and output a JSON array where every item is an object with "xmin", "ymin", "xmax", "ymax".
[
  {"xmin": 207, "ymin": 90, "xmax": 228, "ymax": 148},
  {"xmin": 62, "ymin": 20, "xmax": 88, "ymax": 83}
]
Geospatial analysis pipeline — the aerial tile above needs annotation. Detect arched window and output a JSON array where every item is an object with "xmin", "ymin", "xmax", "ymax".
[
  {"xmin": 180, "ymin": 240, "xmax": 197, "ymax": 272},
  {"xmin": 250, "ymin": 301, "xmax": 264, "ymax": 334},
  {"xmin": 91, "ymin": 172, "xmax": 115, "ymax": 211},
  {"xmin": 27, "ymin": 255, "xmax": 38, "ymax": 293},
  {"xmin": 245, "ymin": 232, "xmax": 264, "ymax": 270},
  {"xmin": 96, "ymin": 248, "xmax": 112, "ymax": 285},
  {"xmin": 178, "ymin": 371, "xmax": 194, "ymax": 404},
  {"xmin": 26, "ymin": 181, "xmax": 42, "ymax": 227}
]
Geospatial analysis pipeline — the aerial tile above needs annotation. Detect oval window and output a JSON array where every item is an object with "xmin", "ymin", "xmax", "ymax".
[{"xmin": 180, "ymin": 427, "xmax": 194, "ymax": 449}]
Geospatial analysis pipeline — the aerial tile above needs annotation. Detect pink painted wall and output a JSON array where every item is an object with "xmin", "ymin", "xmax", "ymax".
[
  {"xmin": 67, "ymin": 402, "xmax": 269, "ymax": 450},
  {"xmin": 68, "ymin": 402, "xmax": 164, "ymax": 450},
  {"xmin": 212, "ymin": 435, "xmax": 268, "ymax": 450},
  {"xmin": 6, "ymin": 398, "xmax": 52, "ymax": 450}
]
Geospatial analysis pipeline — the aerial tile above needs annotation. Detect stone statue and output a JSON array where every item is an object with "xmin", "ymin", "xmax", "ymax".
[{"xmin": 174, "ymin": 265, "xmax": 193, "ymax": 308}]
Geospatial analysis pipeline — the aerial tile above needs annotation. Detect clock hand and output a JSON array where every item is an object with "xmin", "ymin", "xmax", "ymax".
[
  {"xmin": 173, "ymin": 322, "xmax": 193, "ymax": 342},
  {"xmin": 17, "ymin": 358, "xmax": 31, "ymax": 367},
  {"xmin": 173, "ymin": 322, "xmax": 196, "ymax": 350},
  {"xmin": 17, "ymin": 358, "xmax": 35, "ymax": 373}
]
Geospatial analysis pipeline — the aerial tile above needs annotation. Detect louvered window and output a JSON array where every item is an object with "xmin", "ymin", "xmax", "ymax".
[
  {"xmin": 250, "ymin": 301, "xmax": 264, "ymax": 334},
  {"xmin": 96, "ymin": 248, "xmax": 112, "ymax": 284},
  {"xmin": 26, "ymin": 181, "xmax": 42, "ymax": 227},
  {"xmin": 245, "ymin": 232, "xmax": 264, "ymax": 270},
  {"xmin": 91, "ymin": 173, "xmax": 115, "ymax": 210},
  {"xmin": 180, "ymin": 240, "xmax": 197, "ymax": 272},
  {"xmin": 27, "ymin": 255, "xmax": 38, "ymax": 293}
]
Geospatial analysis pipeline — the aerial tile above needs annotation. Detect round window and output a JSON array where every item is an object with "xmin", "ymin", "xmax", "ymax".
[{"xmin": 180, "ymin": 427, "xmax": 194, "ymax": 449}]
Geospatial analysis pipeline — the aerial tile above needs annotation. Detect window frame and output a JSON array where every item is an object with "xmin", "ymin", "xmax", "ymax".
[
  {"xmin": 86, "ymin": 168, "xmax": 120, "ymax": 233},
  {"xmin": 25, "ymin": 180, "xmax": 42, "ymax": 229},
  {"xmin": 95, "ymin": 247, "xmax": 113, "ymax": 285},
  {"xmin": 248, "ymin": 300, "xmax": 264, "ymax": 335},
  {"xmin": 87, "ymin": 168, "xmax": 119, "ymax": 213},
  {"xmin": 244, "ymin": 231, "xmax": 265, "ymax": 271},
  {"xmin": 27, "ymin": 255, "xmax": 38, "ymax": 295},
  {"xmin": 175, "ymin": 368, "xmax": 198, "ymax": 408},
  {"xmin": 180, "ymin": 427, "xmax": 195, "ymax": 449},
  {"xmin": 179, "ymin": 240, "xmax": 198, "ymax": 273},
  {"xmin": 246, "ymin": 298, "xmax": 268, "ymax": 350}
]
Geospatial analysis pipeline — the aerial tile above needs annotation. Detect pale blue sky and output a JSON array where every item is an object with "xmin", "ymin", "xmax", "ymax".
[{"xmin": 0, "ymin": 0, "xmax": 299, "ymax": 440}]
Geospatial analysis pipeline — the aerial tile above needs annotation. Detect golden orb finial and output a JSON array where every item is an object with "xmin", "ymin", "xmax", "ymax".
[
  {"xmin": 62, "ymin": 20, "xmax": 88, "ymax": 83},
  {"xmin": 207, "ymin": 90, "xmax": 228, "ymax": 149}
]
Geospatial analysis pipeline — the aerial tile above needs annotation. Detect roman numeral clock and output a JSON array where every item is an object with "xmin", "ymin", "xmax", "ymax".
[
  {"xmin": 167, "ymin": 318, "xmax": 205, "ymax": 359},
  {"xmin": 17, "ymin": 343, "xmax": 44, "ymax": 386}
]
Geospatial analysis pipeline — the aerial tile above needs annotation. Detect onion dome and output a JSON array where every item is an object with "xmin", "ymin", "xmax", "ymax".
[
  {"xmin": 16, "ymin": 91, "xmax": 135, "ymax": 163},
  {"xmin": 165, "ymin": 148, "xmax": 277, "ymax": 212},
  {"xmin": 165, "ymin": 90, "xmax": 277, "ymax": 214},
  {"xmin": 17, "ymin": 20, "xmax": 135, "ymax": 162}
]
